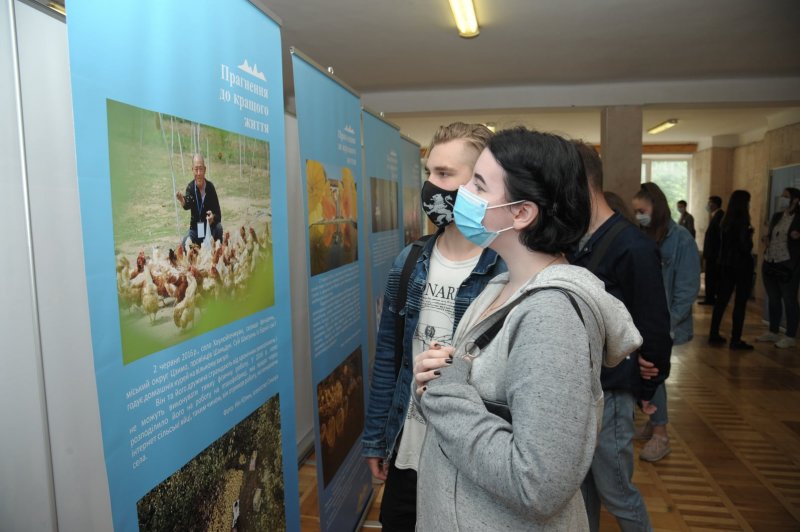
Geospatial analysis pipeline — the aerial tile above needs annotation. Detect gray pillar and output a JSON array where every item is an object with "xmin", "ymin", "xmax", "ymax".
[{"xmin": 600, "ymin": 106, "xmax": 643, "ymax": 202}]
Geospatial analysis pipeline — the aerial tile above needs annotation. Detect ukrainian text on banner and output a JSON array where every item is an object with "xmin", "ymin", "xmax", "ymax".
[
  {"xmin": 291, "ymin": 50, "xmax": 373, "ymax": 532},
  {"xmin": 400, "ymin": 135, "xmax": 425, "ymax": 245},
  {"xmin": 67, "ymin": 2, "xmax": 299, "ymax": 530},
  {"xmin": 363, "ymin": 109, "xmax": 403, "ymax": 350}
]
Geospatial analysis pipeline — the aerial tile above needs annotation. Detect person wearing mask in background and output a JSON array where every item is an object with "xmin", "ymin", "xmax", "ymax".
[
  {"xmin": 677, "ymin": 200, "xmax": 696, "ymax": 238},
  {"xmin": 757, "ymin": 187, "xmax": 800, "ymax": 349},
  {"xmin": 412, "ymin": 127, "xmax": 642, "ymax": 530},
  {"xmin": 708, "ymin": 190, "xmax": 755, "ymax": 350},
  {"xmin": 700, "ymin": 196, "xmax": 724, "ymax": 305},
  {"xmin": 361, "ymin": 122, "xmax": 506, "ymax": 531},
  {"xmin": 571, "ymin": 143, "xmax": 671, "ymax": 531},
  {"xmin": 632, "ymin": 183, "xmax": 700, "ymax": 462}
]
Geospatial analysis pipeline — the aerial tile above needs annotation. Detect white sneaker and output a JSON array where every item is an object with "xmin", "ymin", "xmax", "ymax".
[
  {"xmin": 775, "ymin": 337, "xmax": 796, "ymax": 348},
  {"xmin": 756, "ymin": 332, "xmax": 780, "ymax": 342}
]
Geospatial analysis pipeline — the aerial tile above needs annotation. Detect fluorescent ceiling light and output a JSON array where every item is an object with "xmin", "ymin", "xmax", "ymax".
[
  {"xmin": 647, "ymin": 119, "xmax": 678, "ymax": 135},
  {"xmin": 449, "ymin": 0, "xmax": 480, "ymax": 38}
]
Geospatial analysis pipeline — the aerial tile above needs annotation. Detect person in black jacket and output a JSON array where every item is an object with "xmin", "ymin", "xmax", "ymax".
[
  {"xmin": 570, "ymin": 142, "xmax": 672, "ymax": 531},
  {"xmin": 677, "ymin": 200, "xmax": 696, "ymax": 238},
  {"xmin": 176, "ymin": 153, "xmax": 223, "ymax": 247},
  {"xmin": 700, "ymin": 195, "xmax": 724, "ymax": 305},
  {"xmin": 756, "ymin": 187, "xmax": 800, "ymax": 348},
  {"xmin": 708, "ymin": 191, "xmax": 755, "ymax": 350}
]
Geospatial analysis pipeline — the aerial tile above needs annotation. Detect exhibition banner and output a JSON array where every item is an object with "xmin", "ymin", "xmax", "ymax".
[
  {"xmin": 67, "ymin": 2, "xmax": 299, "ymax": 530},
  {"xmin": 400, "ymin": 135, "xmax": 424, "ymax": 245},
  {"xmin": 292, "ymin": 51, "xmax": 373, "ymax": 532},
  {"xmin": 363, "ymin": 110, "xmax": 403, "ymax": 343}
]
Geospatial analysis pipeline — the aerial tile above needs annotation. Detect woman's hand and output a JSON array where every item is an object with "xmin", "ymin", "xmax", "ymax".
[{"xmin": 413, "ymin": 343, "xmax": 454, "ymax": 396}]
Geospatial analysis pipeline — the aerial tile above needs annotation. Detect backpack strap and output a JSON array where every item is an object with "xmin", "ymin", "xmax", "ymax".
[
  {"xmin": 585, "ymin": 217, "xmax": 628, "ymax": 272},
  {"xmin": 473, "ymin": 287, "xmax": 585, "ymax": 351},
  {"xmin": 394, "ymin": 234, "xmax": 433, "ymax": 377}
]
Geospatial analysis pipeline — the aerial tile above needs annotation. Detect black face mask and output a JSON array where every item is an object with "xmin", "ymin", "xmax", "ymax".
[{"xmin": 421, "ymin": 181, "xmax": 458, "ymax": 227}]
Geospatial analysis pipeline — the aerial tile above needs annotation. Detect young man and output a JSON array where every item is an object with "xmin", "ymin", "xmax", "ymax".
[
  {"xmin": 569, "ymin": 142, "xmax": 672, "ymax": 532},
  {"xmin": 677, "ymin": 200, "xmax": 696, "ymax": 238},
  {"xmin": 701, "ymin": 195, "xmax": 725, "ymax": 305},
  {"xmin": 361, "ymin": 122, "xmax": 505, "ymax": 531}
]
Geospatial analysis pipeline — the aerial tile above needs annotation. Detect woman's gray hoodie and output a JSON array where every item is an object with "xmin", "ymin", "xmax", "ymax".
[{"xmin": 417, "ymin": 264, "xmax": 642, "ymax": 531}]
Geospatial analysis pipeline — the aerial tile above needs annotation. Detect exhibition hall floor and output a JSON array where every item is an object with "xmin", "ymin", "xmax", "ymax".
[{"xmin": 298, "ymin": 300, "xmax": 800, "ymax": 531}]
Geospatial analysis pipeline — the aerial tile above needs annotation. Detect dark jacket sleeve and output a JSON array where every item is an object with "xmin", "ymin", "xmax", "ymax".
[
  {"xmin": 703, "ymin": 211, "xmax": 723, "ymax": 259},
  {"xmin": 206, "ymin": 182, "xmax": 222, "ymax": 225},
  {"xmin": 686, "ymin": 214, "xmax": 696, "ymax": 239},
  {"xmin": 616, "ymin": 239, "xmax": 673, "ymax": 400},
  {"xmin": 182, "ymin": 183, "xmax": 193, "ymax": 211}
]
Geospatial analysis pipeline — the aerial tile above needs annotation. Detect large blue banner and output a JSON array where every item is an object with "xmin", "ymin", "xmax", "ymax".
[
  {"xmin": 363, "ymin": 110, "xmax": 403, "ymax": 346},
  {"xmin": 67, "ymin": 2, "xmax": 299, "ymax": 530},
  {"xmin": 292, "ymin": 52, "xmax": 373, "ymax": 531},
  {"xmin": 400, "ymin": 135, "xmax": 425, "ymax": 245}
]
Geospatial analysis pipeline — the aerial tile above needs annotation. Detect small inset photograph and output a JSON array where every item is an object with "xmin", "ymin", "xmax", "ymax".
[
  {"xmin": 136, "ymin": 395, "xmax": 285, "ymax": 532},
  {"xmin": 370, "ymin": 177, "xmax": 399, "ymax": 233},
  {"xmin": 316, "ymin": 347, "xmax": 365, "ymax": 487},
  {"xmin": 107, "ymin": 99, "xmax": 274, "ymax": 364},
  {"xmin": 403, "ymin": 185, "xmax": 423, "ymax": 245},
  {"xmin": 306, "ymin": 160, "xmax": 358, "ymax": 276}
]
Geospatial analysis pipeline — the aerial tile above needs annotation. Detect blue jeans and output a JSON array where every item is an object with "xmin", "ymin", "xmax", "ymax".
[
  {"xmin": 582, "ymin": 391, "xmax": 652, "ymax": 532},
  {"xmin": 649, "ymin": 383, "xmax": 669, "ymax": 426}
]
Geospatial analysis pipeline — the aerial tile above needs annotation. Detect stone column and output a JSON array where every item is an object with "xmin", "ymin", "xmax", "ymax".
[{"xmin": 600, "ymin": 106, "xmax": 643, "ymax": 202}]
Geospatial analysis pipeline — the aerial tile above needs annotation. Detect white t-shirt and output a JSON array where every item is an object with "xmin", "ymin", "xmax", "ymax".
[{"xmin": 394, "ymin": 243, "xmax": 480, "ymax": 470}]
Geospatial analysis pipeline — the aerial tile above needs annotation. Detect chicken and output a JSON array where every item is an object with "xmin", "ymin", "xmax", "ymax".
[
  {"xmin": 141, "ymin": 263, "xmax": 160, "ymax": 324},
  {"xmin": 173, "ymin": 268, "xmax": 198, "ymax": 330}
]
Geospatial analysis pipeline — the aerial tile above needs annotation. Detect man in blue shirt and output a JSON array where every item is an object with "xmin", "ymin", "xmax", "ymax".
[
  {"xmin": 570, "ymin": 142, "xmax": 672, "ymax": 532},
  {"xmin": 361, "ymin": 123, "xmax": 506, "ymax": 531}
]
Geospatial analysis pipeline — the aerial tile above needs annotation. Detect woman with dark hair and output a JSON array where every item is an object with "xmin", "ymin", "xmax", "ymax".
[
  {"xmin": 708, "ymin": 190, "xmax": 755, "ymax": 349},
  {"xmin": 757, "ymin": 187, "xmax": 800, "ymax": 348},
  {"xmin": 631, "ymin": 182, "xmax": 700, "ymax": 462},
  {"xmin": 411, "ymin": 128, "xmax": 642, "ymax": 529}
]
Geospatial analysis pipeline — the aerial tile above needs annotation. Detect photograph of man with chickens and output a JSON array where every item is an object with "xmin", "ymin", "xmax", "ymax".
[
  {"xmin": 316, "ymin": 347, "xmax": 365, "ymax": 487},
  {"xmin": 108, "ymin": 99, "xmax": 274, "ymax": 364},
  {"xmin": 136, "ymin": 395, "xmax": 286, "ymax": 532},
  {"xmin": 306, "ymin": 160, "xmax": 358, "ymax": 276}
]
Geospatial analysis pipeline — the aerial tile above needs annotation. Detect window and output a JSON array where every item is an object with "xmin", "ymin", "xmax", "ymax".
[{"xmin": 641, "ymin": 157, "xmax": 691, "ymax": 221}]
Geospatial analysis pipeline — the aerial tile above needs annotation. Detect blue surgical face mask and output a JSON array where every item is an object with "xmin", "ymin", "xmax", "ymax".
[
  {"xmin": 636, "ymin": 213, "xmax": 652, "ymax": 227},
  {"xmin": 778, "ymin": 196, "xmax": 791, "ymax": 211},
  {"xmin": 453, "ymin": 185, "xmax": 524, "ymax": 248}
]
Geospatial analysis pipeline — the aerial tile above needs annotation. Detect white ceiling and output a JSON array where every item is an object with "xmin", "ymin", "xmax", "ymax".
[{"xmin": 262, "ymin": 0, "xmax": 800, "ymax": 146}]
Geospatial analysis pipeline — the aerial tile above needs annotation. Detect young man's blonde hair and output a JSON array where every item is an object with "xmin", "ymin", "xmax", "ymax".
[{"xmin": 427, "ymin": 122, "xmax": 493, "ymax": 157}]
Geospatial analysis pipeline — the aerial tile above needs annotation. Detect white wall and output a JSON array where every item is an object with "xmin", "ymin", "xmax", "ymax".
[{"xmin": 0, "ymin": 0, "xmax": 59, "ymax": 529}]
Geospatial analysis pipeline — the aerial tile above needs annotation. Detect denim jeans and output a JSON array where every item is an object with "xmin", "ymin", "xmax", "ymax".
[
  {"xmin": 763, "ymin": 260, "xmax": 800, "ymax": 338},
  {"xmin": 581, "ymin": 390, "xmax": 652, "ymax": 532},
  {"xmin": 649, "ymin": 383, "xmax": 669, "ymax": 426}
]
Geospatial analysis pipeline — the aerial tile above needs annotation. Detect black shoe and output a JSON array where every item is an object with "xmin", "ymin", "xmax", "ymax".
[
  {"xmin": 730, "ymin": 340, "xmax": 754, "ymax": 351},
  {"xmin": 708, "ymin": 334, "xmax": 727, "ymax": 345},
  {"xmin": 698, "ymin": 300, "xmax": 715, "ymax": 306}
]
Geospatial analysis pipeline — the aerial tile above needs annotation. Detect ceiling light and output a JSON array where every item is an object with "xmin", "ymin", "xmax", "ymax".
[
  {"xmin": 449, "ymin": 0, "xmax": 480, "ymax": 38},
  {"xmin": 647, "ymin": 119, "xmax": 678, "ymax": 135},
  {"xmin": 485, "ymin": 122, "xmax": 496, "ymax": 133}
]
